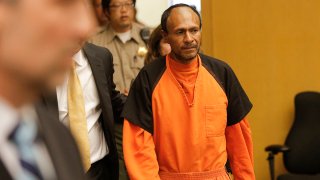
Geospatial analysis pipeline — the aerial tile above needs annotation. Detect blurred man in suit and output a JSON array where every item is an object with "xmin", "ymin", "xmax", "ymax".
[
  {"xmin": 42, "ymin": 42, "xmax": 126, "ymax": 180},
  {"xmin": 0, "ymin": 0, "xmax": 96, "ymax": 179}
]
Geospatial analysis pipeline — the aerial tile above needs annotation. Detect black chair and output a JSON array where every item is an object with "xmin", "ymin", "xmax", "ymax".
[{"xmin": 265, "ymin": 91, "xmax": 320, "ymax": 180}]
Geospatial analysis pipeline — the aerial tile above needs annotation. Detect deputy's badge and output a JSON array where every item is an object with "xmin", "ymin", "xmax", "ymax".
[{"xmin": 137, "ymin": 46, "xmax": 147, "ymax": 58}]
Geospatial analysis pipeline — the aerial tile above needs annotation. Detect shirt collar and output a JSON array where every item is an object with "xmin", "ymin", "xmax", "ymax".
[
  {"xmin": 168, "ymin": 55, "xmax": 200, "ymax": 72},
  {"xmin": 72, "ymin": 49, "xmax": 85, "ymax": 67},
  {"xmin": 104, "ymin": 22, "xmax": 143, "ymax": 44}
]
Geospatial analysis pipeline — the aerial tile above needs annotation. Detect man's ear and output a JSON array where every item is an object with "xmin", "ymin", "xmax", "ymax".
[{"xmin": 161, "ymin": 30, "xmax": 168, "ymax": 42}]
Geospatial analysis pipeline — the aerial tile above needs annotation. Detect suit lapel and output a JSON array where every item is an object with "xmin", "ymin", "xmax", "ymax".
[
  {"xmin": 35, "ymin": 105, "xmax": 61, "ymax": 179},
  {"xmin": 36, "ymin": 105, "xmax": 86, "ymax": 180},
  {"xmin": 41, "ymin": 92, "xmax": 59, "ymax": 119},
  {"xmin": 82, "ymin": 44, "xmax": 114, "ymax": 147},
  {"xmin": 82, "ymin": 44, "xmax": 109, "ymax": 98}
]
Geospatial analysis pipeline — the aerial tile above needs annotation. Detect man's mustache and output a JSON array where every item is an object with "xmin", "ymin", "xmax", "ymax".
[{"xmin": 181, "ymin": 43, "xmax": 198, "ymax": 49}]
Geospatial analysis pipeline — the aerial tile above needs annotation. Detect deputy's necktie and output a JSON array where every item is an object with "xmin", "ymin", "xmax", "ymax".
[
  {"xmin": 9, "ymin": 119, "xmax": 44, "ymax": 180},
  {"xmin": 67, "ymin": 62, "xmax": 91, "ymax": 171}
]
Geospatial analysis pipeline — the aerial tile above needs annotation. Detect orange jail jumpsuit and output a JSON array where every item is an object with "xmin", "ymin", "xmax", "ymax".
[{"xmin": 122, "ymin": 54, "xmax": 255, "ymax": 180}]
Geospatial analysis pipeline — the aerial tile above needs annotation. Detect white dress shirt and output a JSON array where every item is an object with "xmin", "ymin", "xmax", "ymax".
[
  {"xmin": 56, "ymin": 50, "xmax": 108, "ymax": 164},
  {"xmin": 0, "ymin": 98, "xmax": 55, "ymax": 179}
]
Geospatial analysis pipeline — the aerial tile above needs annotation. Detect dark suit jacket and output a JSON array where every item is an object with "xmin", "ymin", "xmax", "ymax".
[
  {"xmin": 41, "ymin": 43, "xmax": 126, "ymax": 180},
  {"xmin": 0, "ymin": 105, "xmax": 87, "ymax": 180}
]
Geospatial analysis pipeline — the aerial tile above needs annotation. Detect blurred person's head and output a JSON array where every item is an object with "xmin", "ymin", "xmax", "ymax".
[
  {"xmin": 102, "ymin": 0, "xmax": 136, "ymax": 32},
  {"xmin": 93, "ymin": 0, "xmax": 109, "ymax": 26},
  {"xmin": 161, "ymin": 4, "xmax": 201, "ymax": 64},
  {"xmin": 145, "ymin": 25, "xmax": 171, "ymax": 65},
  {"xmin": 0, "ymin": 0, "xmax": 97, "ymax": 107}
]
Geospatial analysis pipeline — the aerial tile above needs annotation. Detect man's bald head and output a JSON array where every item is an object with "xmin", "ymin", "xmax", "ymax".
[{"xmin": 161, "ymin": 3, "xmax": 201, "ymax": 33}]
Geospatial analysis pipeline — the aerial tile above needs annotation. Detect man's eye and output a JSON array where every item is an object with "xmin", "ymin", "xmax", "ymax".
[
  {"xmin": 110, "ymin": 4, "xmax": 121, "ymax": 8},
  {"xmin": 191, "ymin": 29, "xmax": 199, "ymax": 33},
  {"xmin": 176, "ymin": 31, "xmax": 183, "ymax": 35}
]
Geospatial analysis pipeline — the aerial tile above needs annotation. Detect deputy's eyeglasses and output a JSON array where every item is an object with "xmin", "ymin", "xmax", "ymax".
[{"xmin": 109, "ymin": 2, "xmax": 134, "ymax": 10}]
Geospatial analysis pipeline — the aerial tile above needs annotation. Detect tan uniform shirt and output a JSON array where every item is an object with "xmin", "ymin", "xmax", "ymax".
[{"xmin": 89, "ymin": 23, "xmax": 147, "ymax": 93}]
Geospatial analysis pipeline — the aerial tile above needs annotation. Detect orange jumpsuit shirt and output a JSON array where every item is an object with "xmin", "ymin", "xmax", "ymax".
[{"xmin": 122, "ymin": 54, "xmax": 255, "ymax": 180}]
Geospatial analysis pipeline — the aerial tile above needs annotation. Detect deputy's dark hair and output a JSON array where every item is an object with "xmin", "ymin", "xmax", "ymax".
[
  {"xmin": 161, "ymin": 3, "xmax": 202, "ymax": 33},
  {"xmin": 102, "ymin": 0, "xmax": 136, "ymax": 12}
]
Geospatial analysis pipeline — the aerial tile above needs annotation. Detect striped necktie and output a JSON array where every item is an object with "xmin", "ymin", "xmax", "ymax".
[
  {"xmin": 67, "ymin": 61, "xmax": 91, "ymax": 171},
  {"xmin": 9, "ymin": 119, "xmax": 43, "ymax": 180}
]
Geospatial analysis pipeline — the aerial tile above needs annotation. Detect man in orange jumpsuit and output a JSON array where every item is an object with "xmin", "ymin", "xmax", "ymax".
[{"xmin": 122, "ymin": 3, "xmax": 255, "ymax": 180}]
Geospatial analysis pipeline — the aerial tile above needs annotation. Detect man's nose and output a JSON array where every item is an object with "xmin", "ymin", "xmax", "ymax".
[{"xmin": 184, "ymin": 32, "xmax": 194, "ymax": 43}]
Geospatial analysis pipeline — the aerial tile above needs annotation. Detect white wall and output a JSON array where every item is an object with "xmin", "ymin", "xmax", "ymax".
[
  {"xmin": 136, "ymin": 0, "xmax": 201, "ymax": 28},
  {"xmin": 135, "ymin": 0, "xmax": 169, "ymax": 28}
]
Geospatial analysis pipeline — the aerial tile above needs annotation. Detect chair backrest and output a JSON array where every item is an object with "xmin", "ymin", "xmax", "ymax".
[{"xmin": 284, "ymin": 91, "xmax": 320, "ymax": 174}]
